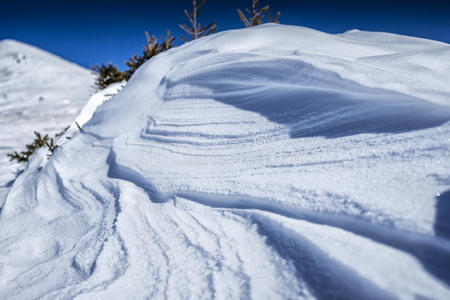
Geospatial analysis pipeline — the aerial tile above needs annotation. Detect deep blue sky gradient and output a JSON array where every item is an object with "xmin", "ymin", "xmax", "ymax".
[{"xmin": 1, "ymin": 0, "xmax": 449, "ymax": 70}]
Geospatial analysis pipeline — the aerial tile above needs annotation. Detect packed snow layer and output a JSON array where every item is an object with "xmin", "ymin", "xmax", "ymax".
[
  {"xmin": 0, "ymin": 39, "xmax": 94, "ymax": 200},
  {"xmin": 1, "ymin": 25, "xmax": 450, "ymax": 299}
]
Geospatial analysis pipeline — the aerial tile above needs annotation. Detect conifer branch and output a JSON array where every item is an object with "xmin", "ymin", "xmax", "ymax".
[
  {"xmin": 237, "ymin": 9, "xmax": 251, "ymax": 27},
  {"xmin": 161, "ymin": 30, "xmax": 175, "ymax": 51}
]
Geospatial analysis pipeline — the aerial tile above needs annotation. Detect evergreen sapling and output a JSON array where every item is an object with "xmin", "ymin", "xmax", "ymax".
[
  {"xmin": 180, "ymin": 0, "xmax": 217, "ymax": 42},
  {"xmin": 237, "ymin": 0, "xmax": 280, "ymax": 27}
]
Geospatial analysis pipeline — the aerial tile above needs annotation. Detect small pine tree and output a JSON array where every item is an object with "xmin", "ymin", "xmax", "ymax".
[
  {"xmin": 8, "ymin": 131, "xmax": 50, "ymax": 163},
  {"xmin": 92, "ymin": 30, "xmax": 175, "ymax": 86},
  {"xmin": 125, "ymin": 30, "xmax": 175, "ymax": 79},
  {"xmin": 7, "ymin": 129, "xmax": 67, "ymax": 163},
  {"xmin": 179, "ymin": 0, "xmax": 217, "ymax": 42},
  {"xmin": 91, "ymin": 63, "xmax": 127, "ymax": 89},
  {"xmin": 237, "ymin": 0, "xmax": 280, "ymax": 27}
]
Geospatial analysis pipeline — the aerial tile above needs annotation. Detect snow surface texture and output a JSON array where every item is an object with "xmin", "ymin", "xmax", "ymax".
[
  {"xmin": 0, "ymin": 39, "xmax": 94, "ymax": 202},
  {"xmin": 1, "ymin": 25, "xmax": 450, "ymax": 299}
]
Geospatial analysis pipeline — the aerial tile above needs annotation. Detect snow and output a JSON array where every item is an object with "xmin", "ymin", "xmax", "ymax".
[
  {"xmin": 0, "ymin": 39, "xmax": 94, "ymax": 202},
  {"xmin": 70, "ymin": 82, "xmax": 124, "ymax": 130},
  {"xmin": 1, "ymin": 24, "xmax": 450, "ymax": 299}
]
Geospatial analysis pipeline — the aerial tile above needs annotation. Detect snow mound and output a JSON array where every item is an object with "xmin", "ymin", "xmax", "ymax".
[
  {"xmin": 0, "ymin": 39, "xmax": 94, "ymax": 198},
  {"xmin": 1, "ymin": 25, "xmax": 450, "ymax": 299}
]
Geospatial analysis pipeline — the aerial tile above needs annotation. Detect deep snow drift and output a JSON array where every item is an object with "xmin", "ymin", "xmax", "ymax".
[
  {"xmin": 1, "ymin": 25, "xmax": 450, "ymax": 299},
  {"xmin": 0, "ymin": 39, "xmax": 94, "ymax": 201}
]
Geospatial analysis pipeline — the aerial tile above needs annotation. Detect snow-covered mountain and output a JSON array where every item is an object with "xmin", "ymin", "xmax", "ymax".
[
  {"xmin": 0, "ymin": 39, "xmax": 94, "ymax": 199},
  {"xmin": 1, "ymin": 25, "xmax": 450, "ymax": 299}
]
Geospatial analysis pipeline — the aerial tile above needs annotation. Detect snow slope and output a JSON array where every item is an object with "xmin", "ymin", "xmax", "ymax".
[
  {"xmin": 1, "ymin": 25, "xmax": 450, "ymax": 299},
  {"xmin": 0, "ymin": 39, "xmax": 94, "ymax": 201}
]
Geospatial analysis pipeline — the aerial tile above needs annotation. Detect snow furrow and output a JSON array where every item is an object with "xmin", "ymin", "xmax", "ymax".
[
  {"xmin": 105, "ymin": 141, "xmax": 450, "ymax": 290},
  {"xmin": 249, "ymin": 213, "xmax": 396, "ymax": 300}
]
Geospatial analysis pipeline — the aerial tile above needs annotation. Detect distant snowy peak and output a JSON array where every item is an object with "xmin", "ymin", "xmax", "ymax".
[
  {"xmin": 0, "ymin": 39, "xmax": 94, "ymax": 105},
  {"xmin": 0, "ymin": 39, "xmax": 88, "ymax": 73},
  {"xmin": 0, "ymin": 37, "xmax": 94, "ymax": 137},
  {"xmin": 0, "ymin": 39, "xmax": 94, "ymax": 193}
]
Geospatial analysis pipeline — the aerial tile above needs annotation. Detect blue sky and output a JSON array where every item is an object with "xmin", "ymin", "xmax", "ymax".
[{"xmin": 1, "ymin": 0, "xmax": 449, "ymax": 70}]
